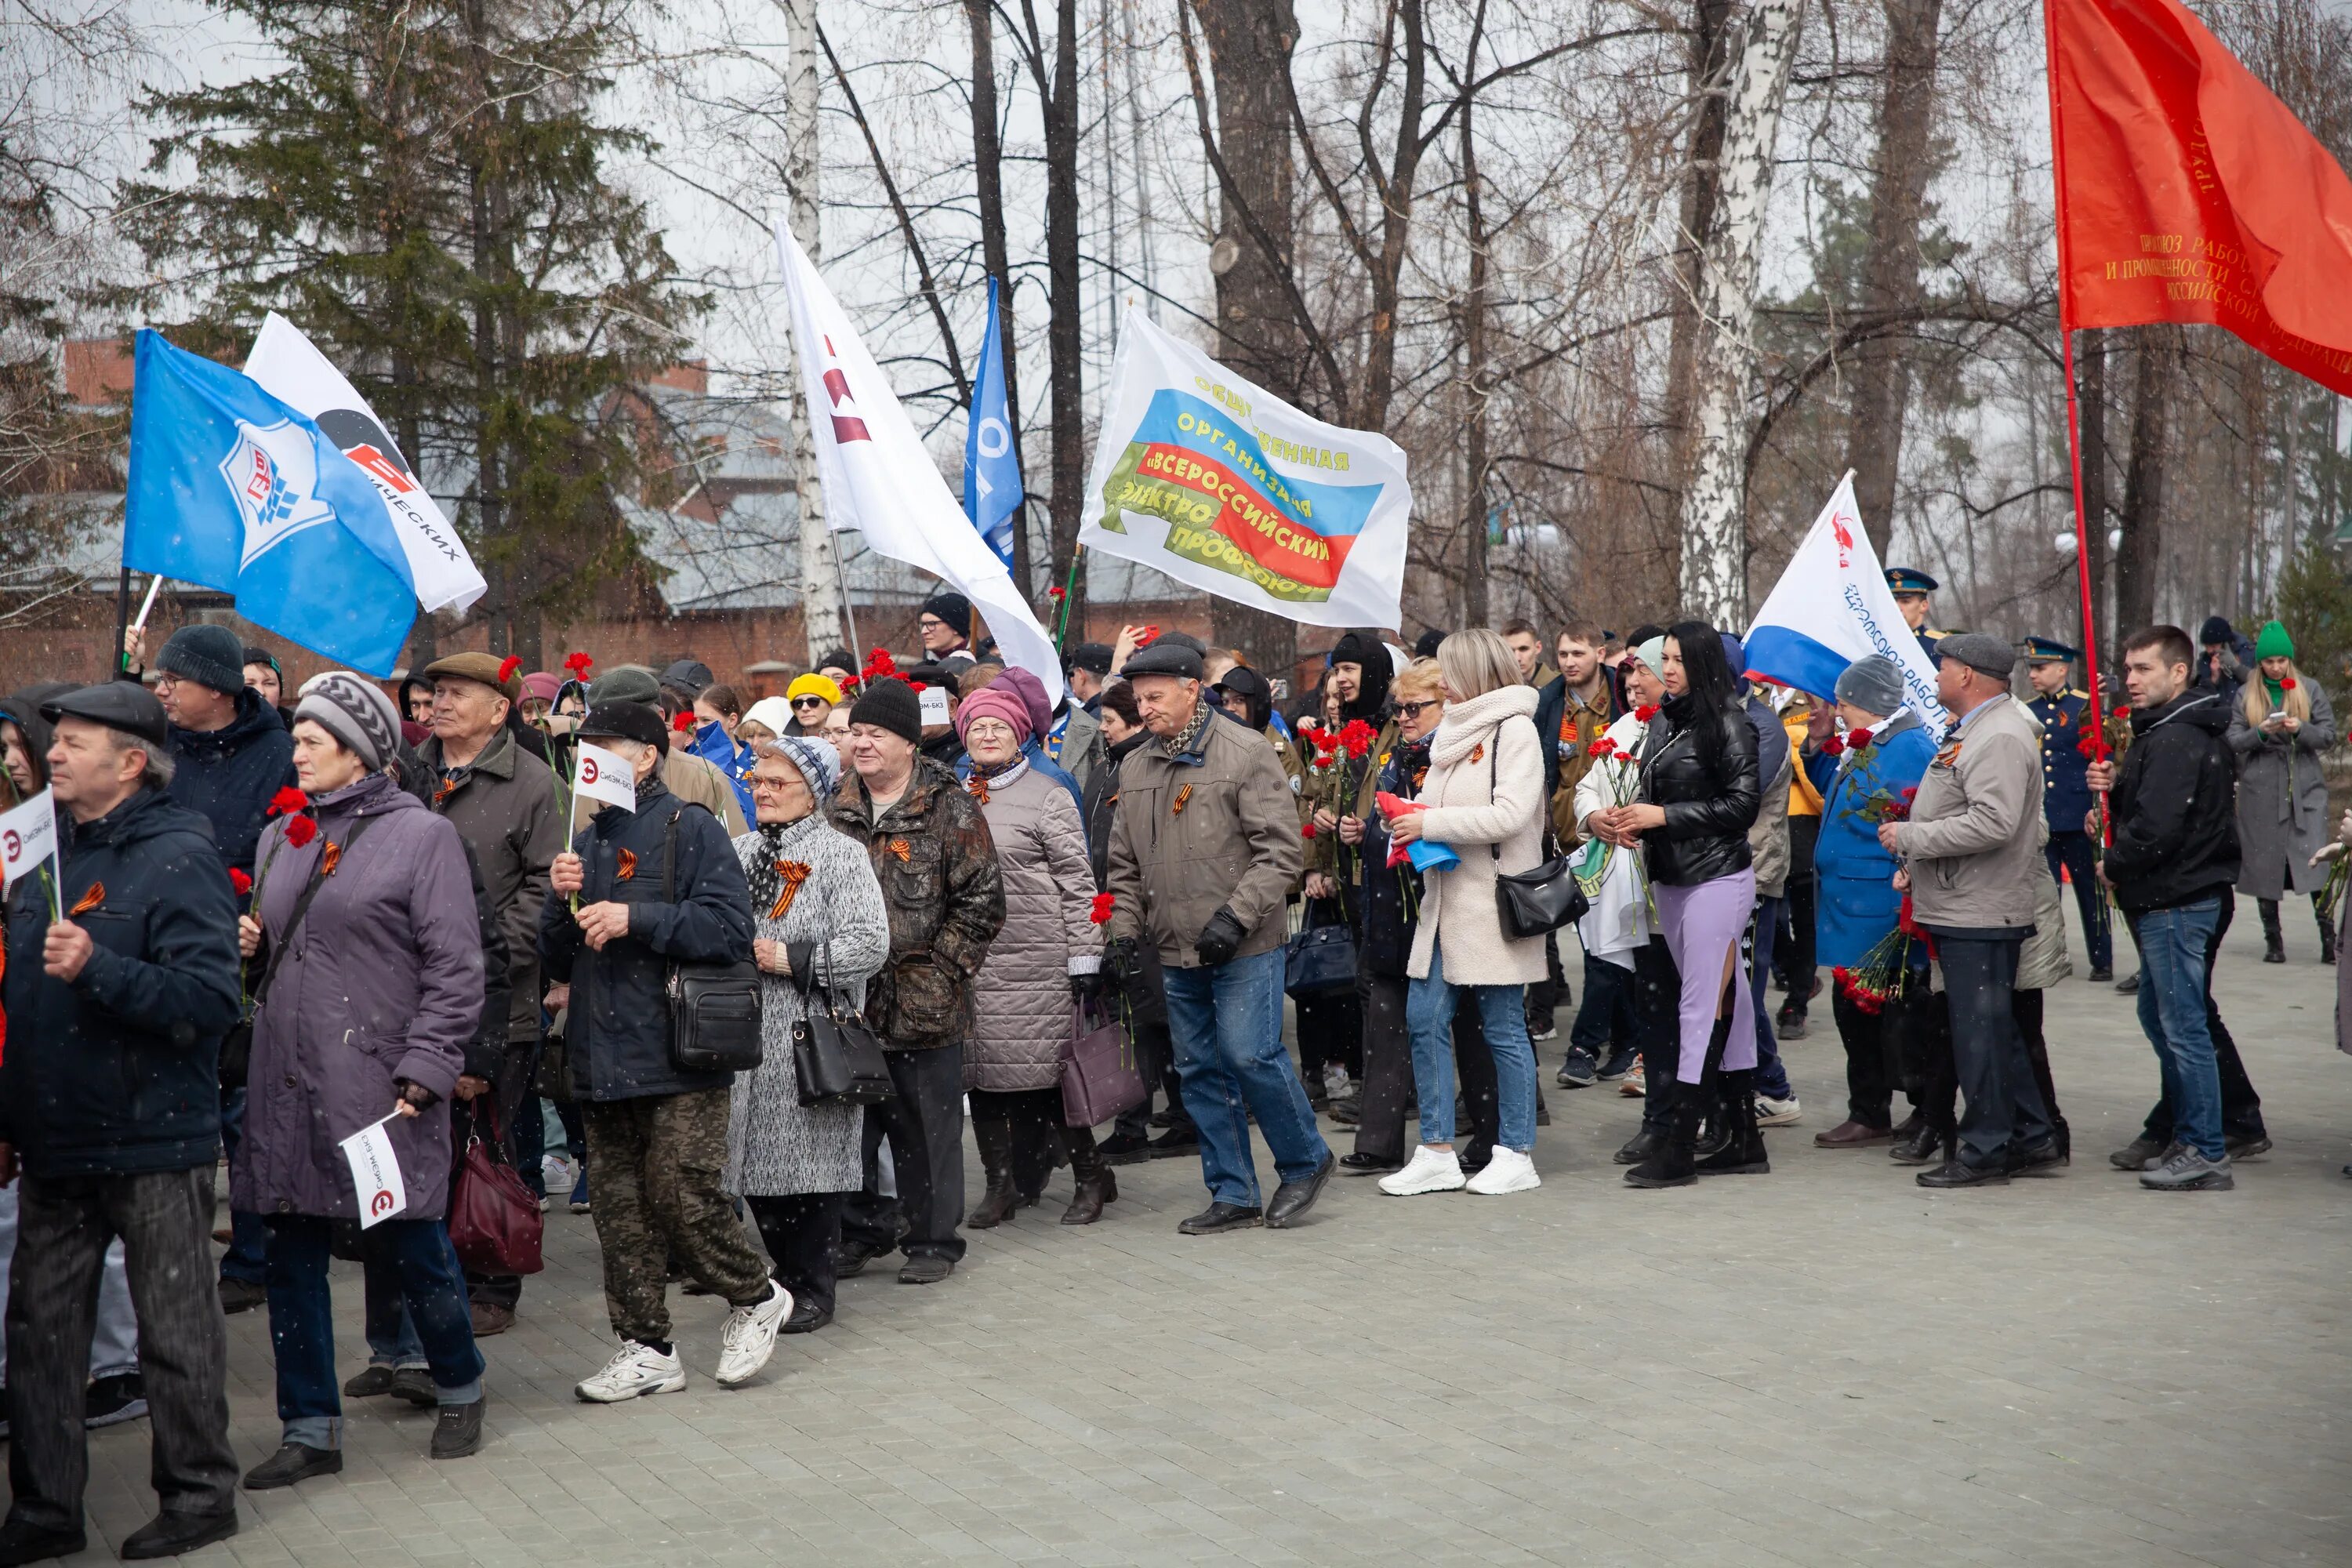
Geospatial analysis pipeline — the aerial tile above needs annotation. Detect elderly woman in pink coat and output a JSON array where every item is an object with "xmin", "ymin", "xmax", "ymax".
[{"xmin": 955, "ymin": 679, "xmax": 1110, "ymax": 1226}]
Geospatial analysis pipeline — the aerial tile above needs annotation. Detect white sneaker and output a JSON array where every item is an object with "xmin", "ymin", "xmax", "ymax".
[
  {"xmin": 713, "ymin": 1281, "xmax": 794, "ymax": 1388},
  {"xmin": 1465, "ymin": 1146, "xmax": 1541, "ymax": 1195},
  {"xmin": 1378, "ymin": 1145, "xmax": 1467, "ymax": 1196},
  {"xmin": 1755, "ymin": 1094, "xmax": 1802, "ymax": 1127},
  {"xmin": 575, "ymin": 1340, "xmax": 687, "ymax": 1403}
]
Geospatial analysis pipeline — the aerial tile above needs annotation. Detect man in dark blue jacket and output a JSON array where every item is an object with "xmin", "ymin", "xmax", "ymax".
[
  {"xmin": 0, "ymin": 684, "xmax": 242, "ymax": 1563},
  {"xmin": 139, "ymin": 622, "xmax": 296, "ymax": 1312}
]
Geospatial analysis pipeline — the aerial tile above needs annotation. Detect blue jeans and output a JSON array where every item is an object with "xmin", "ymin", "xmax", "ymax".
[
  {"xmin": 264, "ymin": 1216, "xmax": 482, "ymax": 1449},
  {"xmin": 363, "ymin": 1253, "xmax": 428, "ymax": 1370},
  {"xmin": 1405, "ymin": 943, "xmax": 1539, "ymax": 1152},
  {"xmin": 1161, "ymin": 947, "xmax": 1330, "ymax": 1207},
  {"xmin": 2132, "ymin": 898, "xmax": 2226, "ymax": 1160},
  {"xmin": 216, "ymin": 1087, "xmax": 269, "ymax": 1285}
]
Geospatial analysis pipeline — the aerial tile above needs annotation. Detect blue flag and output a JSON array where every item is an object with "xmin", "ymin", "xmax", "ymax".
[
  {"xmin": 124, "ymin": 330, "xmax": 419, "ymax": 676},
  {"xmin": 961, "ymin": 277, "xmax": 1022, "ymax": 569}
]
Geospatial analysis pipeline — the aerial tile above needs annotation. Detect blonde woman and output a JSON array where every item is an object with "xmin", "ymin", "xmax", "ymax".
[
  {"xmin": 2228, "ymin": 620, "xmax": 2337, "ymax": 963},
  {"xmin": 1379, "ymin": 630, "xmax": 1548, "ymax": 1196}
]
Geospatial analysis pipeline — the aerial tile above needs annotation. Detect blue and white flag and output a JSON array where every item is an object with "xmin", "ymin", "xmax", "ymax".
[
  {"xmin": 1742, "ymin": 474, "xmax": 1946, "ymax": 724},
  {"xmin": 124, "ymin": 330, "xmax": 418, "ymax": 677},
  {"xmin": 961, "ymin": 276, "xmax": 1022, "ymax": 569}
]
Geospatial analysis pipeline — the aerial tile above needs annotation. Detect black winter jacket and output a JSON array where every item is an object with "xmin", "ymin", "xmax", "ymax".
[
  {"xmin": 167, "ymin": 688, "xmax": 297, "ymax": 878},
  {"xmin": 2104, "ymin": 690, "xmax": 2241, "ymax": 914},
  {"xmin": 538, "ymin": 778, "xmax": 756, "ymax": 1101},
  {"xmin": 1, "ymin": 789, "xmax": 243, "ymax": 1176},
  {"xmin": 1637, "ymin": 693, "xmax": 1760, "ymax": 887}
]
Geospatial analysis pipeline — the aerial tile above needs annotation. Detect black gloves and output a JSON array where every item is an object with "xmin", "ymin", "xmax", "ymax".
[
  {"xmin": 395, "ymin": 1079, "xmax": 441, "ymax": 1112},
  {"xmin": 1103, "ymin": 936, "xmax": 1141, "ymax": 985},
  {"xmin": 786, "ymin": 940, "xmax": 817, "ymax": 989},
  {"xmin": 1194, "ymin": 906, "xmax": 1248, "ymax": 967},
  {"xmin": 1069, "ymin": 970, "xmax": 1106, "ymax": 1004}
]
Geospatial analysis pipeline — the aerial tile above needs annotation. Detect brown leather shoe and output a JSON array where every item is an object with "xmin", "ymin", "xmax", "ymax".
[
  {"xmin": 1813, "ymin": 1119, "xmax": 1893, "ymax": 1148},
  {"xmin": 469, "ymin": 1302, "xmax": 515, "ymax": 1337}
]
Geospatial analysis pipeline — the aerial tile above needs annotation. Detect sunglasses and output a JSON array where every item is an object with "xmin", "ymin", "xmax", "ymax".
[
  {"xmin": 1393, "ymin": 697, "xmax": 1443, "ymax": 718},
  {"xmin": 791, "ymin": 696, "xmax": 827, "ymax": 708}
]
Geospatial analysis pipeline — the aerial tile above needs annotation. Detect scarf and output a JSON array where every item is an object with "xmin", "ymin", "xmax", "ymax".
[
  {"xmin": 746, "ymin": 815, "xmax": 821, "ymax": 921},
  {"xmin": 1162, "ymin": 699, "xmax": 1213, "ymax": 760}
]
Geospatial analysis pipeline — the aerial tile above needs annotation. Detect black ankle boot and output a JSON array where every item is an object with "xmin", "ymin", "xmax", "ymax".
[
  {"xmin": 1625, "ymin": 1096, "xmax": 1700, "ymax": 1187},
  {"xmin": 1696, "ymin": 1069, "xmax": 1770, "ymax": 1174},
  {"xmin": 2261, "ymin": 898, "xmax": 2285, "ymax": 963},
  {"xmin": 967, "ymin": 1115, "xmax": 1019, "ymax": 1229},
  {"xmin": 1613, "ymin": 1125, "xmax": 1668, "ymax": 1164}
]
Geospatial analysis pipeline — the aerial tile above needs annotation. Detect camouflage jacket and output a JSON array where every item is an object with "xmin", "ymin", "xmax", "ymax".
[{"xmin": 826, "ymin": 757, "xmax": 1006, "ymax": 1048}]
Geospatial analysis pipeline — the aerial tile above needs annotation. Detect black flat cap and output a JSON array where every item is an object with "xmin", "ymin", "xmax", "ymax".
[
  {"xmin": 42, "ymin": 682, "xmax": 169, "ymax": 750},
  {"xmin": 577, "ymin": 701, "xmax": 670, "ymax": 755},
  {"xmin": 1124, "ymin": 643, "xmax": 1205, "ymax": 681}
]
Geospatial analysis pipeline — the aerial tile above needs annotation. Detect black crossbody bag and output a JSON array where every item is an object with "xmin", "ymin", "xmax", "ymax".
[
  {"xmin": 220, "ymin": 812, "xmax": 380, "ymax": 1089},
  {"xmin": 659, "ymin": 808, "xmax": 765, "ymax": 1073},
  {"xmin": 1487, "ymin": 741, "xmax": 1587, "ymax": 940}
]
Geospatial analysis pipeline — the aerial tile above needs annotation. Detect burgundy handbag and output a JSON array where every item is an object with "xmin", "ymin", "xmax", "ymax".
[
  {"xmin": 1059, "ymin": 1001, "xmax": 1147, "ymax": 1128},
  {"xmin": 448, "ymin": 1098, "xmax": 544, "ymax": 1276}
]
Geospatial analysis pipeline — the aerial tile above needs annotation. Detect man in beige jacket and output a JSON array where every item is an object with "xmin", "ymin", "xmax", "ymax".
[
  {"xmin": 1105, "ymin": 642, "xmax": 1331, "ymax": 1235},
  {"xmin": 1881, "ymin": 632, "xmax": 2059, "ymax": 1189}
]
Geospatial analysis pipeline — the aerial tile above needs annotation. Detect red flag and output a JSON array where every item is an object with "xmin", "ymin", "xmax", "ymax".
[{"xmin": 2048, "ymin": 0, "xmax": 2352, "ymax": 394}]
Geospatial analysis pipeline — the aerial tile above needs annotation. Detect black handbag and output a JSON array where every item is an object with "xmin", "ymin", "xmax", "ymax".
[
  {"xmin": 1486, "ymin": 749, "xmax": 1587, "ymax": 940},
  {"xmin": 789, "ymin": 887, "xmax": 893, "ymax": 1106},
  {"xmin": 223, "ymin": 812, "xmax": 381, "ymax": 1089},
  {"xmin": 1284, "ymin": 898, "xmax": 1358, "ymax": 997},
  {"xmin": 659, "ymin": 809, "xmax": 765, "ymax": 1073}
]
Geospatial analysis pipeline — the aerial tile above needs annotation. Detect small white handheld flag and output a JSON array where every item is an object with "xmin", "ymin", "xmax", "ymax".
[
  {"xmin": 574, "ymin": 740, "xmax": 637, "ymax": 814},
  {"xmin": 339, "ymin": 1113, "xmax": 408, "ymax": 1229},
  {"xmin": 0, "ymin": 789, "xmax": 61, "ymax": 911}
]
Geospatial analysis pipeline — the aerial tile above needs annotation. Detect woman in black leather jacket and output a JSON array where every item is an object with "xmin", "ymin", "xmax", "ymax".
[{"xmin": 1595, "ymin": 622, "xmax": 1762, "ymax": 1187}]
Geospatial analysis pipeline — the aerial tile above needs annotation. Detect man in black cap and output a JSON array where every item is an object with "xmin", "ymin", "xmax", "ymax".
[
  {"xmin": 2193, "ymin": 616, "xmax": 2255, "ymax": 702},
  {"xmin": 132, "ymin": 623, "xmax": 297, "ymax": 1316},
  {"xmin": 2, "ymin": 684, "xmax": 243, "ymax": 1562},
  {"xmin": 917, "ymin": 593, "xmax": 975, "ymax": 659},
  {"xmin": 1065, "ymin": 644, "xmax": 1114, "ymax": 710},
  {"xmin": 2024, "ymin": 636, "xmax": 2111, "ymax": 980},
  {"xmin": 1105, "ymin": 642, "xmax": 1332, "ymax": 1233}
]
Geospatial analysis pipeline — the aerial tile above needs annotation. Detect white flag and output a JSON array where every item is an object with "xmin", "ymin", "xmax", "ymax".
[
  {"xmin": 1742, "ymin": 474, "xmax": 1947, "ymax": 724},
  {"xmin": 245, "ymin": 313, "xmax": 487, "ymax": 615},
  {"xmin": 772, "ymin": 223, "xmax": 1064, "ymax": 705},
  {"xmin": 0, "ymin": 789, "xmax": 60, "ymax": 906},
  {"xmin": 339, "ymin": 1113, "xmax": 408, "ymax": 1229},
  {"xmin": 574, "ymin": 740, "xmax": 638, "ymax": 814},
  {"xmin": 1080, "ymin": 310, "xmax": 1411, "ymax": 630}
]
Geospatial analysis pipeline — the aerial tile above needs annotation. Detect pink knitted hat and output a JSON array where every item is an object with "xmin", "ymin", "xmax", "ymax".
[{"xmin": 953, "ymin": 684, "xmax": 1033, "ymax": 747}]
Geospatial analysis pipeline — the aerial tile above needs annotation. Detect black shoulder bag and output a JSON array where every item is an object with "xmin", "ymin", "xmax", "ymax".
[
  {"xmin": 220, "ymin": 811, "xmax": 380, "ymax": 1089},
  {"xmin": 1488, "ymin": 736, "xmax": 1588, "ymax": 940},
  {"xmin": 660, "ymin": 808, "xmax": 766, "ymax": 1073},
  {"xmin": 789, "ymin": 880, "xmax": 893, "ymax": 1106}
]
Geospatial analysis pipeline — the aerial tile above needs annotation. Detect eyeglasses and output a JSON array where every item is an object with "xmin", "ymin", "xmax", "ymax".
[
  {"xmin": 791, "ymin": 696, "xmax": 827, "ymax": 709},
  {"xmin": 1394, "ymin": 698, "xmax": 1443, "ymax": 718},
  {"xmin": 747, "ymin": 775, "xmax": 804, "ymax": 793}
]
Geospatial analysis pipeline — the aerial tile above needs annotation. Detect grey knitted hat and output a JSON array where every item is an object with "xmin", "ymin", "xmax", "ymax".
[
  {"xmin": 1833, "ymin": 655, "xmax": 1907, "ymax": 716},
  {"xmin": 296, "ymin": 670, "xmax": 403, "ymax": 770}
]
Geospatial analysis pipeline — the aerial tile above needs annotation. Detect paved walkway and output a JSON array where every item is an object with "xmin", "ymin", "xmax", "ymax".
[{"xmin": 60, "ymin": 902, "xmax": 2352, "ymax": 1566}]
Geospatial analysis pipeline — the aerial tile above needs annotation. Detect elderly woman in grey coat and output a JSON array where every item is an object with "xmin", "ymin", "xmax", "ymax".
[
  {"xmin": 233, "ymin": 672, "xmax": 486, "ymax": 1487},
  {"xmin": 725, "ymin": 736, "xmax": 888, "ymax": 1334},
  {"xmin": 955, "ymin": 681, "xmax": 1109, "ymax": 1226}
]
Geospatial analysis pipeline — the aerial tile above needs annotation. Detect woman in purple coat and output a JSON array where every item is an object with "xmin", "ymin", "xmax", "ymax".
[{"xmin": 232, "ymin": 673, "xmax": 488, "ymax": 1488}]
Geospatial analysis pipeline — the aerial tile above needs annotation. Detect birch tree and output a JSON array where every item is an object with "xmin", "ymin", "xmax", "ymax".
[{"xmin": 1675, "ymin": 0, "xmax": 1804, "ymax": 625}]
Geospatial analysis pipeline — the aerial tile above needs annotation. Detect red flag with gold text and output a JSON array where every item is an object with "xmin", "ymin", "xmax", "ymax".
[{"xmin": 2047, "ymin": 0, "xmax": 2352, "ymax": 394}]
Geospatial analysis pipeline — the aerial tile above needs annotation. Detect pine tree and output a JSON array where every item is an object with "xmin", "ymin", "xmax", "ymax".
[{"xmin": 116, "ymin": 0, "xmax": 704, "ymax": 662}]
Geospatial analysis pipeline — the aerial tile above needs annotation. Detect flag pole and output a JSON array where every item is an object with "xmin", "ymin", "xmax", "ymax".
[
  {"xmin": 111, "ymin": 564, "xmax": 132, "ymax": 677},
  {"xmin": 2044, "ymin": 0, "xmax": 2106, "ymax": 764}
]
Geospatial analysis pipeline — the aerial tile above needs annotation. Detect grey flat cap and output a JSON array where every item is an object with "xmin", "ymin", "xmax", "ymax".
[{"xmin": 1936, "ymin": 631, "xmax": 2016, "ymax": 681}]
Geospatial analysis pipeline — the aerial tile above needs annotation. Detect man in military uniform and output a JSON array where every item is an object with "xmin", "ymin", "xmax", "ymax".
[
  {"xmin": 2024, "ymin": 635, "xmax": 2114, "ymax": 982},
  {"xmin": 1886, "ymin": 567, "xmax": 1945, "ymax": 665}
]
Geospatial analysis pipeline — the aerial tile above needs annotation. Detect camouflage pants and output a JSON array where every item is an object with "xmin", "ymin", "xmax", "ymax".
[{"xmin": 581, "ymin": 1087, "xmax": 771, "ymax": 1343}]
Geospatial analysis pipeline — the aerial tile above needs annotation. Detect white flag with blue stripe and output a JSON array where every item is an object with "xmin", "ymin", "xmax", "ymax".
[
  {"xmin": 123, "ymin": 330, "xmax": 419, "ymax": 676},
  {"xmin": 1741, "ymin": 474, "xmax": 1946, "ymax": 723}
]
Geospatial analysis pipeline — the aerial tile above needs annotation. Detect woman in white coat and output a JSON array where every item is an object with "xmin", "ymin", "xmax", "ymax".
[{"xmin": 1381, "ymin": 629, "xmax": 1549, "ymax": 1196}]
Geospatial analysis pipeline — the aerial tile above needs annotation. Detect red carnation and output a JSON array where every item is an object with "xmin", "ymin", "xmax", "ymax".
[
  {"xmin": 497, "ymin": 654, "xmax": 523, "ymax": 684},
  {"xmin": 562, "ymin": 651, "xmax": 594, "ymax": 679},
  {"xmin": 229, "ymin": 867, "xmax": 253, "ymax": 896},
  {"xmin": 1587, "ymin": 735, "xmax": 1617, "ymax": 758},
  {"xmin": 862, "ymin": 648, "xmax": 898, "ymax": 681},
  {"xmin": 267, "ymin": 787, "xmax": 310, "ymax": 818},
  {"xmin": 1301, "ymin": 821, "xmax": 1317, "ymax": 840},
  {"xmin": 1338, "ymin": 718, "xmax": 1377, "ymax": 759},
  {"xmin": 673, "ymin": 710, "xmax": 695, "ymax": 733},
  {"xmin": 2111, "ymin": 705, "xmax": 2129, "ymax": 718},
  {"xmin": 909, "ymin": 681, "xmax": 927, "ymax": 693},
  {"xmin": 1048, "ymin": 586, "xmax": 1066, "ymax": 600},
  {"xmin": 283, "ymin": 815, "xmax": 318, "ymax": 848},
  {"xmin": 1634, "ymin": 703, "xmax": 1661, "ymax": 722},
  {"xmin": 2283, "ymin": 677, "xmax": 2299, "ymax": 691},
  {"xmin": 1088, "ymin": 891, "xmax": 1116, "ymax": 925}
]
